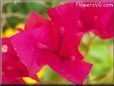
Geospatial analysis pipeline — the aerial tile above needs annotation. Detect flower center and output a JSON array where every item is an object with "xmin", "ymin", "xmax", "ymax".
[{"xmin": 2, "ymin": 45, "xmax": 8, "ymax": 53}]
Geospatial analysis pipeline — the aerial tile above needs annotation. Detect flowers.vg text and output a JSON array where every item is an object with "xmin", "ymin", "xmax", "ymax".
[{"xmin": 76, "ymin": 2, "xmax": 113, "ymax": 7}]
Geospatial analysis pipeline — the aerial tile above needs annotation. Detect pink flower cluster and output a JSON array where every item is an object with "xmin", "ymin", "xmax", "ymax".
[{"xmin": 2, "ymin": 2, "xmax": 114, "ymax": 84}]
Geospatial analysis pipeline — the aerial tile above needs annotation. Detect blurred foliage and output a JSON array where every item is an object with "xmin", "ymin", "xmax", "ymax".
[
  {"xmin": 80, "ymin": 32, "xmax": 113, "ymax": 84},
  {"xmin": 2, "ymin": 0, "xmax": 114, "ymax": 85},
  {"xmin": 2, "ymin": 0, "xmax": 66, "ymax": 32}
]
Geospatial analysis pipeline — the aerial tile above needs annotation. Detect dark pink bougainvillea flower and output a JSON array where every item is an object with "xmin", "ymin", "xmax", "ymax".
[
  {"xmin": 84, "ymin": 3, "xmax": 114, "ymax": 39},
  {"xmin": 4, "ymin": 1, "xmax": 113, "ymax": 84},
  {"xmin": 2, "ymin": 38, "xmax": 29, "ymax": 84},
  {"xmin": 79, "ymin": 3, "xmax": 114, "ymax": 39},
  {"xmin": 11, "ymin": 10, "xmax": 92, "ymax": 84}
]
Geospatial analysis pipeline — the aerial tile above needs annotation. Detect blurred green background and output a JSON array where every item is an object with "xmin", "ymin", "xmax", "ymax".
[{"xmin": 1, "ymin": 0, "xmax": 114, "ymax": 85}]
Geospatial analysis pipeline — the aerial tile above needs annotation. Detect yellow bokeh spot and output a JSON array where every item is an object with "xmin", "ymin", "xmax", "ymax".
[
  {"xmin": 23, "ymin": 77, "xmax": 37, "ymax": 84},
  {"xmin": 23, "ymin": 66, "xmax": 47, "ymax": 84},
  {"xmin": 2, "ymin": 23, "xmax": 25, "ymax": 37},
  {"xmin": 37, "ymin": 68, "xmax": 45, "ymax": 79},
  {"xmin": 3, "ymin": 28, "xmax": 18, "ymax": 37},
  {"xmin": 16, "ymin": 23, "xmax": 25, "ymax": 30}
]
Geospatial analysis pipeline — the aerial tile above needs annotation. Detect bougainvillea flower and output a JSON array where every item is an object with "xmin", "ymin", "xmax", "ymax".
[
  {"xmin": 47, "ymin": 3, "xmax": 84, "ymax": 60},
  {"xmin": 79, "ymin": 4, "xmax": 114, "ymax": 39},
  {"xmin": 2, "ymin": 38, "xmax": 29, "ymax": 84},
  {"xmin": 11, "ymin": 10, "xmax": 92, "ymax": 84},
  {"xmin": 48, "ymin": 2, "xmax": 114, "ymax": 39}
]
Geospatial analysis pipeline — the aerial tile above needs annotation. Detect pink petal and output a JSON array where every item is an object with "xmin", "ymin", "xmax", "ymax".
[
  {"xmin": 93, "ymin": 7, "xmax": 114, "ymax": 39},
  {"xmin": 45, "ymin": 52, "xmax": 92, "ymax": 84},
  {"xmin": 25, "ymin": 11, "xmax": 59, "ymax": 51},
  {"xmin": 58, "ymin": 33, "xmax": 83, "ymax": 60},
  {"xmin": 47, "ymin": 3, "xmax": 84, "ymax": 60},
  {"xmin": 79, "ymin": 5, "xmax": 114, "ymax": 39},
  {"xmin": 25, "ymin": 11, "xmax": 49, "ymax": 30},
  {"xmin": 2, "ymin": 38, "xmax": 29, "ymax": 84},
  {"xmin": 11, "ymin": 25, "xmax": 56, "ymax": 78},
  {"xmin": 47, "ymin": 2, "xmax": 79, "ymax": 32},
  {"xmin": 64, "ymin": 60, "xmax": 92, "ymax": 84}
]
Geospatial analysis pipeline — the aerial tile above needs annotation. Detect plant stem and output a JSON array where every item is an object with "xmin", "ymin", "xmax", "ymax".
[{"xmin": 85, "ymin": 33, "xmax": 96, "ymax": 84}]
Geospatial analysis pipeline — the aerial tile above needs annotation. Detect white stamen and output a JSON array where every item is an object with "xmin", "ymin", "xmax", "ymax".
[
  {"xmin": 78, "ymin": 20, "xmax": 82, "ymax": 27},
  {"xmin": 71, "ymin": 56, "xmax": 76, "ymax": 61},
  {"xmin": 2, "ymin": 45, "xmax": 8, "ymax": 53},
  {"xmin": 38, "ymin": 43, "xmax": 48, "ymax": 49},
  {"xmin": 60, "ymin": 27, "xmax": 65, "ymax": 34},
  {"xmin": 94, "ymin": 16, "xmax": 98, "ymax": 21}
]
